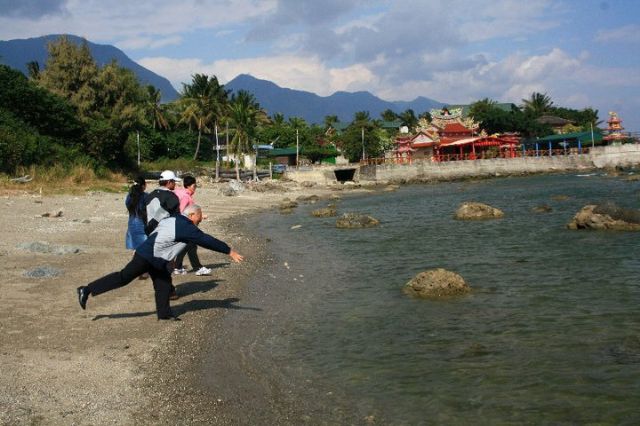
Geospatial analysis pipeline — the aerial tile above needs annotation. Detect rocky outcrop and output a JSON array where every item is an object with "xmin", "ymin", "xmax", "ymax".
[
  {"xmin": 312, "ymin": 206, "xmax": 337, "ymax": 217},
  {"xmin": 221, "ymin": 180, "xmax": 244, "ymax": 196},
  {"xmin": 404, "ymin": 268, "xmax": 470, "ymax": 298},
  {"xmin": 278, "ymin": 198, "xmax": 299, "ymax": 214},
  {"xmin": 567, "ymin": 202, "xmax": 640, "ymax": 230},
  {"xmin": 336, "ymin": 213, "xmax": 380, "ymax": 228},
  {"xmin": 454, "ymin": 202, "xmax": 504, "ymax": 220}
]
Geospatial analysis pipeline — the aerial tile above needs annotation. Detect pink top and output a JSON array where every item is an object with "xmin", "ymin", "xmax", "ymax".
[{"xmin": 173, "ymin": 187, "xmax": 194, "ymax": 213}]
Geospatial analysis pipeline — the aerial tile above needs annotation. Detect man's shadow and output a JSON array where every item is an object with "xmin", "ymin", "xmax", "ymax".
[
  {"xmin": 172, "ymin": 297, "xmax": 262, "ymax": 316},
  {"xmin": 175, "ymin": 278, "xmax": 222, "ymax": 298},
  {"xmin": 92, "ymin": 297, "xmax": 261, "ymax": 320}
]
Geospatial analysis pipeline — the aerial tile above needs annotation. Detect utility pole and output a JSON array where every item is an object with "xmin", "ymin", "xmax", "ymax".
[
  {"xmin": 361, "ymin": 127, "xmax": 365, "ymax": 161},
  {"xmin": 214, "ymin": 123, "xmax": 220, "ymax": 180},
  {"xmin": 136, "ymin": 131, "xmax": 140, "ymax": 166},
  {"xmin": 296, "ymin": 128, "xmax": 299, "ymax": 169}
]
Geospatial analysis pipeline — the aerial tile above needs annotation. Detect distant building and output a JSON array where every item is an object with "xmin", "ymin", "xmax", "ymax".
[{"xmin": 535, "ymin": 115, "xmax": 575, "ymax": 134}]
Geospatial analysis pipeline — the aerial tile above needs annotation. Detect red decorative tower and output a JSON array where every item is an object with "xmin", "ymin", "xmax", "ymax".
[{"xmin": 603, "ymin": 111, "xmax": 627, "ymax": 144}]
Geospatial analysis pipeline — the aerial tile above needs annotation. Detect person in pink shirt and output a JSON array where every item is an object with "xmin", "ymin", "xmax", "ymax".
[{"xmin": 173, "ymin": 176, "xmax": 211, "ymax": 276}]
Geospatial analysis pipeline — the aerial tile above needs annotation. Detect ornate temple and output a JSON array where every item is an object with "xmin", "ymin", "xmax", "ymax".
[
  {"xmin": 603, "ymin": 111, "xmax": 627, "ymax": 144},
  {"xmin": 394, "ymin": 107, "xmax": 520, "ymax": 162}
]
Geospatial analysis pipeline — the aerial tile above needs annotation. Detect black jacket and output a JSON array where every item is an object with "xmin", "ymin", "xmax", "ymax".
[{"xmin": 145, "ymin": 187, "xmax": 180, "ymax": 235}]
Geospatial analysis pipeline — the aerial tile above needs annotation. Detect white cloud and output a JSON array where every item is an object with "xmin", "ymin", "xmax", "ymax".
[
  {"xmin": 138, "ymin": 54, "xmax": 378, "ymax": 96},
  {"xmin": 0, "ymin": 0, "xmax": 275, "ymax": 44},
  {"xmin": 117, "ymin": 35, "xmax": 183, "ymax": 50},
  {"xmin": 595, "ymin": 24, "xmax": 640, "ymax": 43}
]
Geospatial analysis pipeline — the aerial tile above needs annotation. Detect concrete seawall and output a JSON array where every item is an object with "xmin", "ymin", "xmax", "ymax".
[{"xmin": 283, "ymin": 144, "xmax": 640, "ymax": 184}]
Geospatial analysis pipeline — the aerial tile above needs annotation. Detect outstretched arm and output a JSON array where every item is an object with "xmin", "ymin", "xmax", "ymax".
[{"xmin": 229, "ymin": 249, "xmax": 244, "ymax": 263}]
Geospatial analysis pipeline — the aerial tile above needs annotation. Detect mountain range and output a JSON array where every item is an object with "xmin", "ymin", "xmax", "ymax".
[
  {"xmin": 225, "ymin": 74, "xmax": 444, "ymax": 124},
  {"xmin": 0, "ymin": 34, "xmax": 179, "ymax": 102},
  {"xmin": 0, "ymin": 34, "xmax": 444, "ymax": 125}
]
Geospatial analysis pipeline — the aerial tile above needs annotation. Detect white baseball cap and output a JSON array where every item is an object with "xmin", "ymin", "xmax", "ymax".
[{"xmin": 160, "ymin": 170, "xmax": 181, "ymax": 182}]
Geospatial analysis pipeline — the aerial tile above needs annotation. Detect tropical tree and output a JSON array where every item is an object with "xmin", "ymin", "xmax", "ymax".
[
  {"xmin": 179, "ymin": 73, "xmax": 228, "ymax": 160},
  {"xmin": 227, "ymin": 90, "xmax": 268, "ymax": 180},
  {"xmin": 323, "ymin": 114, "xmax": 338, "ymax": 130},
  {"xmin": 144, "ymin": 85, "xmax": 169, "ymax": 130},
  {"xmin": 38, "ymin": 35, "xmax": 99, "ymax": 119},
  {"xmin": 522, "ymin": 92, "xmax": 554, "ymax": 117},
  {"xmin": 335, "ymin": 111, "xmax": 383, "ymax": 162},
  {"xmin": 398, "ymin": 109, "xmax": 418, "ymax": 130},
  {"xmin": 380, "ymin": 109, "xmax": 398, "ymax": 122}
]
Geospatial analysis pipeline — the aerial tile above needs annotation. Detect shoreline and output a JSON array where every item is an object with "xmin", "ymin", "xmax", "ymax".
[{"xmin": 0, "ymin": 179, "xmax": 364, "ymax": 425}]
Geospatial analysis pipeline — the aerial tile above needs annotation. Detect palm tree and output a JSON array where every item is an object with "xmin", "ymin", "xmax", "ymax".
[
  {"xmin": 323, "ymin": 114, "xmax": 338, "ymax": 131},
  {"xmin": 228, "ymin": 90, "xmax": 268, "ymax": 180},
  {"xmin": 380, "ymin": 109, "xmax": 398, "ymax": 122},
  {"xmin": 179, "ymin": 74, "xmax": 228, "ymax": 160},
  {"xmin": 398, "ymin": 109, "xmax": 418, "ymax": 130},
  {"xmin": 145, "ymin": 85, "xmax": 169, "ymax": 130},
  {"xmin": 522, "ymin": 92, "xmax": 554, "ymax": 117}
]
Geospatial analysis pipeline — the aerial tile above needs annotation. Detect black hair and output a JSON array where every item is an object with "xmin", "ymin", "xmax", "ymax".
[
  {"xmin": 182, "ymin": 175, "xmax": 196, "ymax": 188},
  {"xmin": 126, "ymin": 176, "xmax": 146, "ymax": 216}
]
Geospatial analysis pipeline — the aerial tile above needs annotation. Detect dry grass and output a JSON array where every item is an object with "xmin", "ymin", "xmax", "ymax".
[{"xmin": 0, "ymin": 164, "xmax": 129, "ymax": 196}]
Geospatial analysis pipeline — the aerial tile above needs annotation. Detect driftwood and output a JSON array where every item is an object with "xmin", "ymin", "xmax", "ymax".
[{"xmin": 10, "ymin": 175, "xmax": 33, "ymax": 183}]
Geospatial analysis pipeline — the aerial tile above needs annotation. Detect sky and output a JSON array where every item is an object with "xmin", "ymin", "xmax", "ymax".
[{"xmin": 1, "ymin": 0, "xmax": 639, "ymax": 130}]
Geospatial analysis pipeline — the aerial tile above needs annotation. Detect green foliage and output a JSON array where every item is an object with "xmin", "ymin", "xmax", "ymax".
[
  {"xmin": 0, "ymin": 65, "xmax": 83, "ymax": 140},
  {"xmin": 38, "ymin": 36, "xmax": 99, "ymax": 118},
  {"xmin": 339, "ymin": 120, "xmax": 384, "ymax": 162},
  {"xmin": 469, "ymin": 98, "xmax": 552, "ymax": 137},
  {"xmin": 549, "ymin": 106, "xmax": 599, "ymax": 129},
  {"xmin": 521, "ymin": 92, "xmax": 554, "ymax": 117},
  {"xmin": 179, "ymin": 73, "xmax": 229, "ymax": 160},
  {"xmin": 0, "ymin": 111, "xmax": 40, "ymax": 173}
]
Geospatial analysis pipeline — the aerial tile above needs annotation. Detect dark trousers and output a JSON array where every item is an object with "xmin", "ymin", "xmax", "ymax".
[
  {"xmin": 175, "ymin": 242, "xmax": 203, "ymax": 270},
  {"xmin": 86, "ymin": 253, "xmax": 173, "ymax": 318}
]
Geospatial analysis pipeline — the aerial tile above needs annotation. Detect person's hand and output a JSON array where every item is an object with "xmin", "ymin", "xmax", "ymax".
[{"xmin": 229, "ymin": 249, "xmax": 244, "ymax": 263}]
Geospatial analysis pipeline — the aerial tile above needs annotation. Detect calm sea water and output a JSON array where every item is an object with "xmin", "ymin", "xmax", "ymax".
[{"xmin": 232, "ymin": 174, "xmax": 640, "ymax": 424}]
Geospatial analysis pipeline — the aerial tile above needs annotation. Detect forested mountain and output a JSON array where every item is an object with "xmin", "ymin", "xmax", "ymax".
[
  {"xmin": 0, "ymin": 35, "xmax": 444, "ymax": 123},
  {"xmin": 226, "ymin": 74, "xmax": 443, "ymax": 124},
  {"xmin": 0, "ymin": 34, "xmax": 179, "ymax": 102}
]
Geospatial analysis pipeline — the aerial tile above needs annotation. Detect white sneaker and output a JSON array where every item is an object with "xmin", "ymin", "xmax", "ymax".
[
  {"xmin": 195, "ymin": 266, "xmax": 212, "ymax": 276},
  {"xmin": 173, "ymin": 268, "xmax": 187, "ymax": 275}
]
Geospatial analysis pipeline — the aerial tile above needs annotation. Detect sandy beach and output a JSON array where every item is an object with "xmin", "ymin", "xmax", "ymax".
[{"xmin": 0, "ymin": 179, "xmax": 366, "ymax": 425}]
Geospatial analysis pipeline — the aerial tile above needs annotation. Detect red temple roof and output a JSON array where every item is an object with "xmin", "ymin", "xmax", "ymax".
[{"xmin": 442, "ymin": 122, "xmax": 472, "ymax": 134}]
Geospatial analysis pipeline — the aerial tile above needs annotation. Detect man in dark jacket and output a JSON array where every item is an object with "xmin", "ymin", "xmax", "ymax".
[
  {"xmin": 145, "ymin": 170, "xmax": 181, "ymax": 235},
  {"xmin": 76, "ymin": 204, "xmax": 244, "ymax": 320}
]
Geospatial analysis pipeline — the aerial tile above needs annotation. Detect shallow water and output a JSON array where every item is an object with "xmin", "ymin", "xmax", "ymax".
[{"xmin": 216, "ymin": 174, "xmax": 640, "ymax": 424}]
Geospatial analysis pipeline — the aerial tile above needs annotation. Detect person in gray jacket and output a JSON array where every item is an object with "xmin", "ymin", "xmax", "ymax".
[{"xmin": 76, "ymin": 204, "xmax": 243, "ymax": 320}]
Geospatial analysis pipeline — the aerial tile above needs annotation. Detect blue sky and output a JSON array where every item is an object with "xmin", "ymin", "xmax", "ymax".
[{"xmin": 1, "ymin": 0, "xmax": 639, "ymax": 130}]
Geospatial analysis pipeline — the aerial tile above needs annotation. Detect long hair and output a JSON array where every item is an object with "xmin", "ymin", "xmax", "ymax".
[{"xmin": 126, "ymin": 176, "xmax": 146, "ymax": 216}]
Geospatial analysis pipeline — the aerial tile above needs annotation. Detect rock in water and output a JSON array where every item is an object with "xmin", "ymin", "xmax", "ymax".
[
  {"xmin": 404, "ymin": 268, "xmax": 470, "ymax": 298},
  {"xmin": 336, "ymin": 213, "xmax": 380, "ymax": 228},
  {"xmin": 311, "ymin": 206, "xmax": 337, "ymax": 217},
  {"xmin": 567, "ymin": 202, "xmax": 640, "ymax": 231},
  {"xmin": 454, "ymin": 202, "xmax": 504, "ymax": 220}
]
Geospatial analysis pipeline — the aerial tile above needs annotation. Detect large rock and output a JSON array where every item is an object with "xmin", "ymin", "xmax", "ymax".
[
  {"xmin": 567, "ymin": 202, "xmax": 640, "ymax": 230},
  {"xmin": 404, "ymin": 268, "xmax": 470, "ymax": 298},
  {"xmin": 336, "ymin": 213, "xmax": 380, "ymax": 228},
  {"xmin": 454, "ymin": 202, "xmax": 504, "ymax": 220}
]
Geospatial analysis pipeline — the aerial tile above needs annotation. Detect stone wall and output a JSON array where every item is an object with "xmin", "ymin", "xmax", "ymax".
[{"xmin": 282, "ymin": 144, "xmax": 640, "ymax": 184}]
